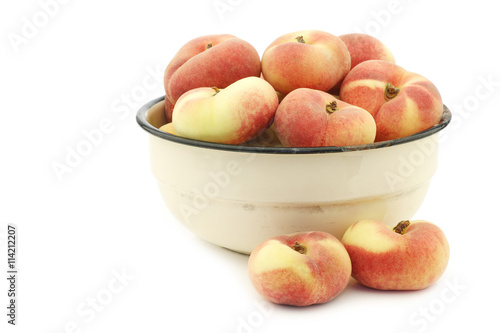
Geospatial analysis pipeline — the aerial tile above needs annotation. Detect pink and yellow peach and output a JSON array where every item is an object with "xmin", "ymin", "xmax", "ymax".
[
  {"xmin": 339, "ymin": 60, "xmax": 443, "ymax": 142},
  {"xmin": 341, "ymin": 219, "xmax": 450, "ymax": 290},
  {"xmin": 248, "ymin": 231, "xmax": 352, "ymax": 306},
  {"xmin": 274, "ymin": 88, "xmax": 376, "ymax": 147},
  {"xmin": 172, "ymin": 76, "xmax": 278, "ymax": 145},
  {"xmin": 164, "ymin": 34, "xmax": 261, "ymax": 109},
  {"xmin": 261, "ymin": 30, "xmax": 351, "ymax": 95},
  {"xmin": 339, "ymin": 33, "xmax": 395, "ymax": 70}
]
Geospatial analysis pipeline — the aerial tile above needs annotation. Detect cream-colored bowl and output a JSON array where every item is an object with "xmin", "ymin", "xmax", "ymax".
[{"xmin": 137, "ymin": 96, "xmax": 451, "ymax": 254}]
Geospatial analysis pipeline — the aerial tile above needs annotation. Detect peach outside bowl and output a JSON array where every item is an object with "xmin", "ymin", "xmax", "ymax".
[{"xmin": 136, "ymin": 96, "xmax": 451, "ymax": 254}]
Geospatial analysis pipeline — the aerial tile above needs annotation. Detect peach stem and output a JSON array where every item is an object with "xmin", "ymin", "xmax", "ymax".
[
  {"xmin": 393, "ymin": 220, "xmax": 411, "ymax": 234},
  {"xmin": 292, "ymin": 241, "xmax": 307, "ymax": 254},
  {"xmin": 325, "ymin": 101, "xmax": 339, "ymax": 114},
  {"xmin": 385, "ymin": 83, "xmax": 400, "ymax": 100},
  {"xmin": 211, "ymin": 87, "xmax": 220, "ymax": 96},
  {"xmin": 206, "ymin": 42, "xmax": 213, "ymax": 50},
  {"xmin": 295, "ymin": 35, "xmax": 305, "ymax": 43}
]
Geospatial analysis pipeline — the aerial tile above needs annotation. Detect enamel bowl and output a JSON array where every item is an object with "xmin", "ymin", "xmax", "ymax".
[{"xmin": 137, "ymin": 96, "xmax": 451, "ymax": 254}]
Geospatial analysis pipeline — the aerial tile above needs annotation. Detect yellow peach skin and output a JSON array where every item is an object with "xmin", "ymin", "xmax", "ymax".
[
  {"xmin": 248, "ymin": 231, "xmax": 352, "ymax": 306},
  {"xmin": 159, "ymin": 122, "xmax": 177, "ymax": 135},
  {"xmin": 261, "ymin": 30, "xmax": 351, "ymax": 95},
  {"xmin": 339, "ymin": 60, "xmax": 443, "ymax": 142},
  {"xmin": 341, "ymin": 219, "xmax": 450, "ymax": 290},
  {"xmin": 172, "ymin": 77, "xmax": 279, "ymax": 145}
]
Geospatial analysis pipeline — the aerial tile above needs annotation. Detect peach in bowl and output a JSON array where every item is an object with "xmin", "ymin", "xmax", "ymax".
[{"xmin": 136, "ymin": 97, "xmax": 451, "ymax": 254}]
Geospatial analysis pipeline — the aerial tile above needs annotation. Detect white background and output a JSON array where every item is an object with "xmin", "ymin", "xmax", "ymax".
[{"xmin": 1, "ymin": 0, "xmax": 499, "ymax": 332}]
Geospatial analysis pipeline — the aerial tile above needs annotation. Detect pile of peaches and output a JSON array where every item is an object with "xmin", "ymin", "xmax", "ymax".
[
  {"xmin": 160, "ymin": 30, "xmax": 444, "ymax": 148},
  {"xmin": 249, "ymin": 220, "xmax": 450, "ymax": 306},
  {"xmin": 159, "ymin": 30, "xmax": 450, "ymax": 306}
]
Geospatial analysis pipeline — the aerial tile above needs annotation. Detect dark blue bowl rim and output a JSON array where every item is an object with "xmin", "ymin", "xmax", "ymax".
[{"xmin": 136, "ymin": 95, "xmax": 452, "ymax": 154}]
